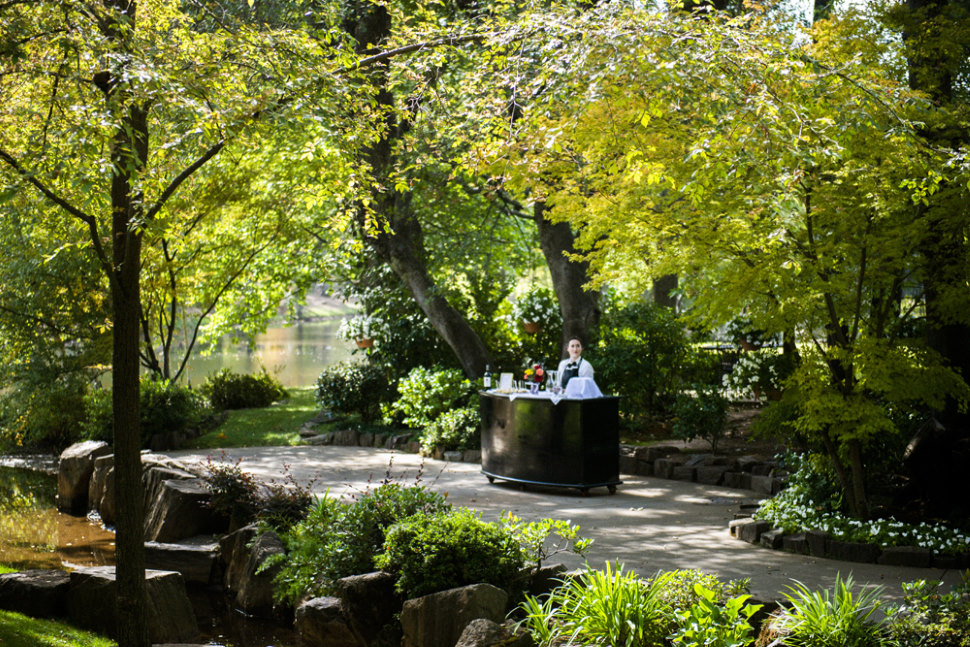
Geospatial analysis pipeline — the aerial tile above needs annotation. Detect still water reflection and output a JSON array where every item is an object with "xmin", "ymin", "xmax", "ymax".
[
  {"xmin": 0, "ymin": 466, "xmax": 115, "ymax": 570},
  {"xmin": 181, "ymin": 319, "xmax": 356, "ymax": 388},
  {"xmin": 0, "ymin": 466, "xmax": 299, "ymax": 647}
]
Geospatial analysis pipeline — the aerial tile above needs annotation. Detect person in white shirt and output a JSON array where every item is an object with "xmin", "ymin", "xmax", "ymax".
[{"xmin": 556, "ymin": 338, "xmax": 594, "ymax": 388}]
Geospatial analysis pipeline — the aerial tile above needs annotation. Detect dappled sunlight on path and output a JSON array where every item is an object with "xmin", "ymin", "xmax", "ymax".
[{"xmin": 170, "ymin": 445, "xmax": 962, "ymax": 603}]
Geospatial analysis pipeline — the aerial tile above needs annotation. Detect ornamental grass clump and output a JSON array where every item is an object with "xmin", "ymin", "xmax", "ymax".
[
  {"xmin": 518, "ymin": 562, "xmax": 670, "ymax": 647},
  {"xmin": 771, "ymin": 575, "xmax": 886, "ymax": 647}
]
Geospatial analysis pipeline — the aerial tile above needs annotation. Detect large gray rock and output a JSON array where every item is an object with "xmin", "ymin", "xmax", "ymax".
[
  {"xmin": 142, "ymin": 465, "xmax": 198, "ymax": 514},
  {"xmin": 295, "ymin": 597, "xmax": 366, "ymax": 647},
  {"xmin": 144, "ymin": 478, "xmax": 223, "ymax": 542},
  {"xmin": 455, "ymin": 618, "xmax": 535, "ymax": 647},
  {"xmin": 0, "ymin": 569, "xmax": 70, "ymax": 618},
  {"xmin": 333, "ymin": 571, "xmax": 402, "ymax": 645},
  {"xmin": 144, "ymin": 539, "xmax": 219, "ymax": 585},
  {"xmin": 219, "ymin": 524, "xmax": 259, "ymax": 593},
  {"xmin": 67, "ymin": 566, "xmax": 198, "ymax": 644},
  {"xmin": 400, "ymin": 583, "xmax": 509, "ymax": 647},
  {"xmin": 232, "ymin": 530, "xmax": 285, "ymax": 616},
  {"xmin": 88, "ymin": 454, "xmax": 115, "ymax": 523},
  {"xmin": 57, "ymin": 441, "xmax": 112, "ymax": 513}
]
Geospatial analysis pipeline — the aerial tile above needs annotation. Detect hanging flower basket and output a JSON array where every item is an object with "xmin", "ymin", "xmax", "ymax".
[
  {"xmin": 522, "ymin": 321, "xmax": 541, "ymax": 334},
  {"xmin": 355, "ymin": 338, "xmax": 374, "ymax": 349}
]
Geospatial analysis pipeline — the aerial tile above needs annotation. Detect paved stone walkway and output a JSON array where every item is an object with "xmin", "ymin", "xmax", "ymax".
[{"xmin": 170, "ymin": 445, "xmax": 964, "ymax": 604}]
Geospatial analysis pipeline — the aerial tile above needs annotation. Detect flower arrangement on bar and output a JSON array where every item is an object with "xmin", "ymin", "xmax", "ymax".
[{"xmin": 523, "ymin": 363, "xmax": 544, "ymax": 393}]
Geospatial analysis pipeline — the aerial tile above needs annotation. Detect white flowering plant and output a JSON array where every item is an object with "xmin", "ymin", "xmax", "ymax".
[
  {"xmin": 722, "ymin": 348, "xmax": 790, "ymax": 398},
  {"xmin": 754, "ymin": 454, "xmax": 970, "ymax": 555},
  {"xmin": 510, "ymin": 287, "xmax": 560, "ymax": 325},
  {"xmin": 338, "ymin": 315, "xmax": 379, "ymax": 341}
]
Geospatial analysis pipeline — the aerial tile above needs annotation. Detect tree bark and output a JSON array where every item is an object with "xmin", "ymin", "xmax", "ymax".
[
  {"xmin": 107, "ymin": 104, "xmax": 150, "ymax": 647},
  {"xmin": 652, "ymin": 274, "xmax": 679, "ymax": 310},
  {"xmin": 100, "ymin": 3, "xmax": 150, "ymax": 643},
  {"xmin": 534, "ymin": 202, "xmax": 601, "ymax": 356},
  {"xmin": 348, "ymin": 2, "xmax": 493, "ymax": 378}
]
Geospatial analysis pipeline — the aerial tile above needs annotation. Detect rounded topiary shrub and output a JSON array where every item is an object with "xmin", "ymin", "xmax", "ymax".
[
  {"xmin": 376, "ymin": 508, "xmax": 523, "ymax": 598},
  {"xmin": 315, "ymin": 360, "xmax": 392, "ymax": 422},
  {"xmin": 203, "ymin": 368, "xmax": 287, "ymax": 410}
]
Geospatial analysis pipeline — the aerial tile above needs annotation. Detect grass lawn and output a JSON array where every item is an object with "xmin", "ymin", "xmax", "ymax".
[
  {"xmin": 0, "ymin": 610, "xmax": 113, "ymax": 647},
  {"xmin": 189, "ymin": 387, "xmax": 318, "ymax": 449}
]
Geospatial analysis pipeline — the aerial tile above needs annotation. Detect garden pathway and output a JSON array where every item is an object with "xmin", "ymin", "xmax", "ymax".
[{"xmin": 170, "ymin": 445, "xmax": 964, "ymax": 604}]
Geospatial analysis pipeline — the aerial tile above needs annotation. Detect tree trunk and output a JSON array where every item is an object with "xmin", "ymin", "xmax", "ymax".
[
  {"xmin": 348, "ymin": 2, "xmax": 493, "ymax": 378},
  {"xmin": 110, "ymin": 224, "xmax": 149, "ymax": 647},
  {"xmin": 652, "ymin": 274, "xmax": 679, "ymax": 310},
  {"xmin": 534, "ymin": 202, "xmax": 601, "ymax": 356},
  {"xmin": 99, "ymin": 2, "xmax": 150, "ymax": 640},
  {"xmin": 902, "ymin": 1, "xmax": 970, "ymax": 514},
  {"xmin": 108, "ymin": 109, "xmax": 150, "ymax": 646}
]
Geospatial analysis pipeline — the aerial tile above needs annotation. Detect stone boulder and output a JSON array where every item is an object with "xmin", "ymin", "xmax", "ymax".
[
  {"xmin": 67, "ymin": 566, "xmax": 198, "ymax": 644},
  {"xmin": 219, "ymin": 524, "xmax": 258, "ymax": 593},
  {"xmin": 295, "ymin": 597, "xmax": 366, "ymax": 647},
  {"xmin": 400, "ymin": 583, "xmax": 509, "ymax": 647},
  {"xmin": 144, "ymin": 478, "xmax": 224, "ymax": 542},
  {"xmin": 455, "ymin": 618, "xmax": 535, "ymax": 647},
  {"xmin": 57, "ymin": 441, "xmax": 112, "ymax": 513},
  {"xmin": 144, "ymin": 538, "xmax": 219, "ymax": 585},
  {"xmin": 88, "ymin": 454, "xmax": 115, "ymax": 523},
  {"xmin": 221, "ymin": 528, "xmax": 285, "ymax": 616},
  {"xmin": 0, "ymin": 569, "xmax": 70, "ymax": 618},
  {"xmin": 142, "ymin": 464, "xmax": 198, "ymax": 513},
  {"xmin": 333, "ymin": 571, "xmax": 402, "ymax": 645}
]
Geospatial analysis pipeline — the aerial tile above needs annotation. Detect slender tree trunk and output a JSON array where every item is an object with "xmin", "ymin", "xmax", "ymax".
[
  {"xmin": 98, "ymin": 2, "xmax": 150, "ymax": 640},
  {"xmin": 534, "ymin": 202, "xmax": 601, "ymax": 355},
  {"xmin": 110, "ymin": 224, "xmax": 148, "ymax": 647},
  {"xmin": 108, "ymin": 108, "xmax": 149, "ymax": 646}
]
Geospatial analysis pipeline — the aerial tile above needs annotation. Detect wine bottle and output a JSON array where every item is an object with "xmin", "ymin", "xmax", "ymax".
[{"xmin": 483, "ymin": 364, "xmax": 492, "ymax": 389}]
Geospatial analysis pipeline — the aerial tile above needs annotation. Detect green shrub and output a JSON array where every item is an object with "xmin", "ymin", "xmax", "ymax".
[
  {"xmin": 772, "ymin": 575, "xmax": 886, "ymax": 647},
  {"xmin": 383, "ymin": 366, "xmax": 474, "ymax": 429},
  {"xmin": 203, "ymin": 368, "xmax": 287, "ymax": 411},
  {"xmin": 670, "ymin": 585, "xmax": 761, "ymax": 647},
  {"xmin": 82, "ymin": 379, "xmax": 208, "ymax": 448},
  {"xmin": 649, "ymin": 569, "xmax": 749, "ymax": 616},
  {"xmin": 420, "ymin": 406, "xmax": 481, "ymax": 453},
  {"xmin": 886, "ymin": 577, "xmax": 970, "ymax": 647},
  {"xmin": 270, "ymin": 482, "xmax": 450, "ymax": 605},
  {"xmin": 376, "ymin": 508, "xmax": 523, "ymax": 598},
  {"xmin": 315, "ymin": 360, "xmax": 392, "ymax": 423},
  {"xmin": 588, "ymin": 301, "xmax": 692, "ymax": 422},
  {"xmin": 0, "ymin": 373, "xmax": 90, "ymax": 452},
  {"xmin": 671, "ymin": 385, "xmax": 729, "ymax": 452}
]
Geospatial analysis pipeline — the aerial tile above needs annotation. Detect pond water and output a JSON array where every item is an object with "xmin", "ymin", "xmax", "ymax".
[
  {"xmin": 179, "ymin": 318, "xmax": 357, "ymax": 388},
  {"xmin": 0, "ymin": 465, "xmax": 299, "ymax": 647}
]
